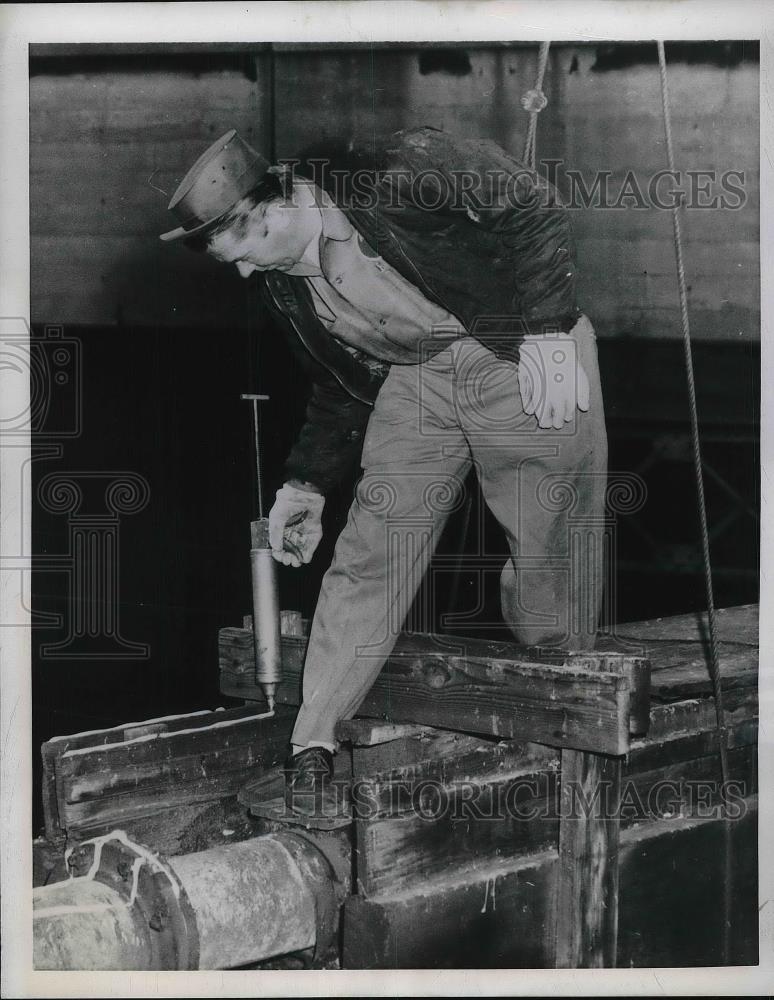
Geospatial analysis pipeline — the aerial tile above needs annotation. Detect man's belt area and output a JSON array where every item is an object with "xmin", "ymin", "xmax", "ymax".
[{"xmin": 466, "ymin": 310, "xmax": 583, "ymax": 364}]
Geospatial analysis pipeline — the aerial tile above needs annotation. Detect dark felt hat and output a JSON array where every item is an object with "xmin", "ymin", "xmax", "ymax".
[{"xmin": 159, "ymin": 129, "xmax": 270, "ymax": 243}]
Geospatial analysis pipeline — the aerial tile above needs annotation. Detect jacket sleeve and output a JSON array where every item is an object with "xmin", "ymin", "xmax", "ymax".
[{"xmin": 283, "ymin": 368, "xmax": 373, "ymax": 494}]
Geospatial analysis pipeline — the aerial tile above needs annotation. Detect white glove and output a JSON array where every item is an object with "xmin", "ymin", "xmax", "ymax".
[
  {"xmin": 518, "ymin": 332, "xmax": 590, "ymax": 429},
  {"xmin": 268, "ymin": 482, "xmax": 325, "ymax": 567}
]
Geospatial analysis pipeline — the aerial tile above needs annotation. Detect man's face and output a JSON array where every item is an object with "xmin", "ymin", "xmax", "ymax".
[{"xmin": 207, "ymin": 193, "xmax": 320, "ymax": 277}]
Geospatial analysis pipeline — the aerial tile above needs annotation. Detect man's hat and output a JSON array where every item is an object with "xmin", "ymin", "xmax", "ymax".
[{"xmin": 159, "ymin": 129, "xmax": 270, "ymax": 243}]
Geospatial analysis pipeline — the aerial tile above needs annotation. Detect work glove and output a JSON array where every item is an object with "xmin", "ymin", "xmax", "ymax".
[
  {"xmin": 518, "ymin": 332, "xmax": 590, "ymax": 430},
  {"xmin": 268, "ymin": 482, "xmax": 325, "ymax": 567}
]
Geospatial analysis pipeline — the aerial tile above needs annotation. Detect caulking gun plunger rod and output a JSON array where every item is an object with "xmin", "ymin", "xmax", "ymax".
[
  {"xmin": 241, "ymin": 393, "xmax": 282, "ymax": 711},
  {"xmin": 243, "ymin": 393, "xmax": 267, "ymax": 520}
]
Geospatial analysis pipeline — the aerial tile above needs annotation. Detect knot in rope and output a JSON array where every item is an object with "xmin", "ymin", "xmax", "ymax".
[
  {"xmin": 522, "ymin": 42, "xmax": 551, "ymax": 171},
  {"xmin": 520, "ymin": 88, "xmax": 548, "ymax": 114}
]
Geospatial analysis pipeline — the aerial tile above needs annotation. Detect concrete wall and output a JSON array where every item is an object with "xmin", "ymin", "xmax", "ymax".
[{"xmin": 30, "ymin": 43, "xmax": 759, "ymax": 339}]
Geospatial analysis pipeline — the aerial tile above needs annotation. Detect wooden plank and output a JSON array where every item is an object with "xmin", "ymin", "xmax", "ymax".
[
  {"xmin": 343, "ymin": 851, "xmax": 557, "ymax": 970},
  {"xmin": 53, "ymin": 708, "xmax": 295, "ymax": 837},
  {"xmin": 336, "ymin": 719, "xmax": 432, "ymax": 747},
  {"xmin": 648, "ymin": 644, "xmax": 756, "ymax": 702},
  {"xmin": 40, "ymin": 705, "xmax": 266, "ymax": 841},
  {"xmin": 62, "ymin": 763, "xmax": 278, "ymax": 834},
  {"xmin": 634, "ymin": 639, "xmax": 755, "ymax": 679},
  {"xmin": 554, "ymin": 749, "xmax": 622, "ymax": 968},
  {"xmin": 601, "ymin": 605, "xmax": 758, "ymax": 703},
  {"xmin": 64, "ymin": 735, "xmax": 285, "ymax": 805},
  {"xmin": 353, "ymin": 650, "xmax": 632, "ymax": 752},
  {"xmin": 621, "ymin": 745, "xmax": 756, "ymax": 830},
  {"xmin": 351, "ymin": 731, "xmax": 556, "ymax": 810},
  {"xmin": 356, "ymin": 765, "xmax": 559, "ymax": 897},
  {"xmin": 626, "ymin": 718, "xmax": 757, "ymax": 775},
  {"xmin": 40, "ymin": 743, "xmax": 65, "ymax": 843},
  {"xmin": 219, "ymin": 627, "xmax": 305, "ymax": 705},
  {"xmin": 220, "ymin": 629, "xmax": 637, "ymax": 755},
  {"xmin": 642, "ymin": 692, "xmax": 757, "ymax": 743},
  {"xmin": 58, "ymin": 707, "xmax": 292, "ymax": 777},
  {"xmin": 613, "ymin": 603, "xmax": 758, "ymax": 646}
]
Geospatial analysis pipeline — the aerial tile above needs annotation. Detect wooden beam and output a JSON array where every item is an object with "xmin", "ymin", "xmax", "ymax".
[
  {"xmin": 554, "ymin": 749, "xmax": 622, "ymax": 968},
  {"xmin": 220, "ymin": 629, "xmax": 646, "ymax": 755},
  {"xmin": 47, "ymin": 706, "xmax": 295, "ymax": 839}
]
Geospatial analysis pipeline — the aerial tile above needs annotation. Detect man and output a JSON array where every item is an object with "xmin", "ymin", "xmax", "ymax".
[{"xmin": 161, "ymin": 127, "xmax": 607, "ymax": 814}]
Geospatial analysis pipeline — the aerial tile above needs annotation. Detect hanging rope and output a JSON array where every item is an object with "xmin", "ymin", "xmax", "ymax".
[
  {"xmin": 656, "ymin": 40, "xmax": 729, "ymax": 786},
  {"xmin": 521, "ymin": 42, "xmax": 551, "ymax": 169},
  {"xmin": 657, "ymin": 39, "xmax": 732, "ymax": 965}
]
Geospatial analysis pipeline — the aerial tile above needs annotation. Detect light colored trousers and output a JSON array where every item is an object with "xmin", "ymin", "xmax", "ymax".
[{"xmin": 291, "ymin": 316, "xmax": 608, "ymax": 749}]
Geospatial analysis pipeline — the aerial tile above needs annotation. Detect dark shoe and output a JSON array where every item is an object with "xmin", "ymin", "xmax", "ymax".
[{"xmin": 284, "ymin": 747, "xmax": 342, "ymax": 816}]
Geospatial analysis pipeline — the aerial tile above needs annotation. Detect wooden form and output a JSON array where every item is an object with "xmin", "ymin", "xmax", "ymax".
[
  {"xmin": 336, "ymin": 675, "xmax": 757, "ymax": 968},
  {"xmin": 40, "ymin": 704, "xmax": 295, "ymax": 845},
  {"xmin": 342, "ymin": 805, "xmax": 758, "ymax": 969},
  {"xmin": 220, "ymin": 623, "xmax": 653, "ymax": 966},
  {"xmin": 220, "ymin": 604, "xmax": 757, "ymax": 968}
]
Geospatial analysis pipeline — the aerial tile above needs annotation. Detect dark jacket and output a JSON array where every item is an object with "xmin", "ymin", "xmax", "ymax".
[{"xmin": 261, "ymin": 126, "xmax": 579, "ymax": 492}]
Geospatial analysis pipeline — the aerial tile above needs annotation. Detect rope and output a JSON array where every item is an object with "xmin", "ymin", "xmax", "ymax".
[
  {"xmin": 521, "ymin": 42, "xmax": 551, "ymax": 170},
  {"xmin": 656, "ymin": 41, "xmax": 729, "ymax": 786},
  {"xmin": 657, "ymin": 40, "xmax": 732, "ymax": 965}
]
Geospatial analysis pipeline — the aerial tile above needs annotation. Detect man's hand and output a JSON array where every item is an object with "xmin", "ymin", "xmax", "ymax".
[
  {"xmin": 517, "ymin": 332, "xmax": 590, "ymax": 429},
  {"xmin": 268, "ymin": 482, "xmax": 325, "ymax": 567}
]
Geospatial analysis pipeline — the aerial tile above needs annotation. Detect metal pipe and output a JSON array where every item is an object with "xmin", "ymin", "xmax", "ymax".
[
  {"xmin": 34, "ymin": 877, "xmax": 152, "ymax": 971},
  {"xmin": 33, "ymin": 832, "xmax": 338, "ymax": 971},
  {"xmin": 250, "ymin": 517, "xmax": 282, "ymax": 710},
  {"xmin": 170, "ymin": 835, "xmax": 321, "ymax": 969}
]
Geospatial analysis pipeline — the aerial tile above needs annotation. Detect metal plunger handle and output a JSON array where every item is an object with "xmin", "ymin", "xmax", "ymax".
[{"xmin": 241, "ymin": 394, "xmax": 270, "ymax": 518}]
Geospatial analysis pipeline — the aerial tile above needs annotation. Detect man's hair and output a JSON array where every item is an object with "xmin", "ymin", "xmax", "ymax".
[{"xmin": 183, "ymin": 172, "xmax": 284, "ymax": 253}]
